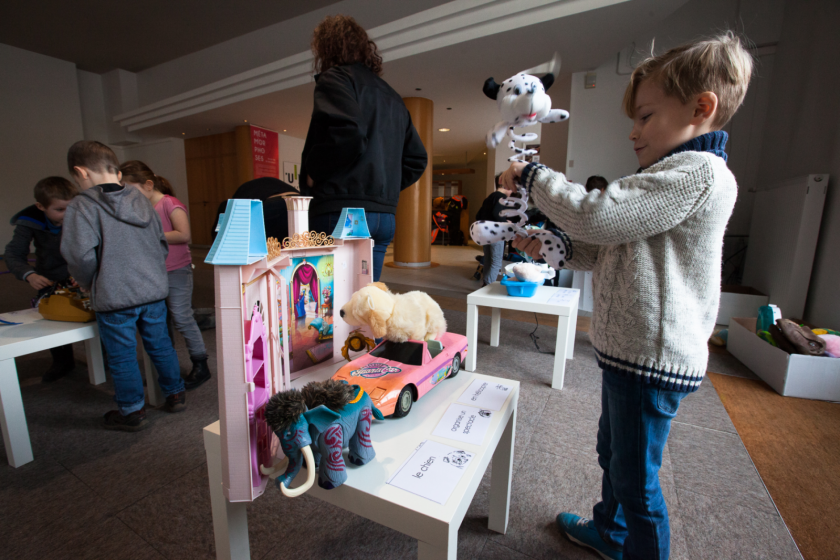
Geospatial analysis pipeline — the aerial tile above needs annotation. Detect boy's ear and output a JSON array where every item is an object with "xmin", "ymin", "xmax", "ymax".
[
  {"xmin": 73, "ymin": 166, "xmax": 88, "ymax": 180},
  {"xmin": 35, "ymin": 202, "xmax": 46, "ymax": 212},
  {"xmin": 692, "ymin": 91, "xmax": 719, "ymax": 124}
]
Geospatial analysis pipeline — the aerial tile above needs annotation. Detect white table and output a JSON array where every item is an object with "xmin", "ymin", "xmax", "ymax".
[
  {"xmin": 465, "ymin": 284, "xmax": 579, "ymax": 390},
  {"xmin": 204, "ymin": 371, "xmax": 519, "ymax": 559},
  {"xmin": 0, "ymin": 309, "xmax": 105, "ymax": 467}
]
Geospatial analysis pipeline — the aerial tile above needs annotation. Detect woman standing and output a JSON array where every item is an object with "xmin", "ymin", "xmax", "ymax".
[{"xmin": 301, "ymin": 15, "xmax": 428, "ymax": 282}]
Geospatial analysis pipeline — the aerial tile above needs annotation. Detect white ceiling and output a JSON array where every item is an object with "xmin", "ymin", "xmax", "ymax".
[{"xmin": 140, "ymin": 0, "xmax": 680, "ymax": 159}]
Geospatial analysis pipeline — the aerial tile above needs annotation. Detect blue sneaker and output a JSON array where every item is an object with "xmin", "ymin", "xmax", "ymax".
[{"xmin": 556, "ymin": 513, "xmax": 623, "ymax": 560}]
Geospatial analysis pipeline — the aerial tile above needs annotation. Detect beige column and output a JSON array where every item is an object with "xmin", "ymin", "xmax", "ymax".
[{"xmin": 392, "ymin": 97, "xmax": 434, "ymax": 268}]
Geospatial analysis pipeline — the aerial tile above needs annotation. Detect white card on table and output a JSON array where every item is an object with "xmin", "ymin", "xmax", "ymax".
[
  {"xmin": 387, "ymin": 440, "xmax": 474, "ymax": 504},
  {"xmin": 546, "ymin": 288, "xmax": 577, "ymax": 306},
  {"xmin": 0, "ymin": 308, "xmax": 42, "ymax": 325},
  {"xmin": 456, "ymin": 378, "xmax": 513, "ymax": 411},
  {"xmin": 431, "ymin": 403, "xmax": 493, "ymax": 446}
]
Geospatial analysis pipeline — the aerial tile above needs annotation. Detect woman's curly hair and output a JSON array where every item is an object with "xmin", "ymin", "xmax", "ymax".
[{"xmin": 311, "ymin": 15, "xmax": 383, "ymax": 76}]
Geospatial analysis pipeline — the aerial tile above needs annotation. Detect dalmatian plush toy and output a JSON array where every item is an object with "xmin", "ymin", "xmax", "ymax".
[
  {"xmin": 471, "ymin": 54, "xmax": 571, "ymax": 270},
  {"xmin": 483, "ymin": 53, "xmax": 569, "ymax": 161}
]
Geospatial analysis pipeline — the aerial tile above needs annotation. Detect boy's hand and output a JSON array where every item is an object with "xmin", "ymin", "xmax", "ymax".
[
  {"xmin": 500, "ymin": 161, "xmax": 528, "ymax": 191},
  {"xmin": 512, "ymin": 235, "xmax": 544, "ymax": 260},
  {"xmin": 26, "ymin": 274, "xmax": 54, "ymax": 290}
]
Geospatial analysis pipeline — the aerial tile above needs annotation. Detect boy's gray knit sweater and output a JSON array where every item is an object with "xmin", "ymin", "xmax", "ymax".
[
  {"xmin": 61, "ymin": 184, "xmax": 169, "ymax": 313},
  {"xmin": 522, "ymin": 151, "xmax": 736, "ymax": 392}
]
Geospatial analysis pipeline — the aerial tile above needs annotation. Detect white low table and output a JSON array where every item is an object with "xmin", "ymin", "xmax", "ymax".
[
  {"xmin": 204, "ymin": 371, "xmax": 519, "ymax": 559},
  {"xmin": 465, "ymin": 284, "xmax": 579, "ymax": 390},
  {"xmin": 0, "ymin": 308, "xmax": 105, "ymax": 467}
]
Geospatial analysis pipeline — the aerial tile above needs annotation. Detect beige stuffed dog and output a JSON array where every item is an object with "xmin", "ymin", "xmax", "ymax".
[{"xmin": 340, "ymin": 282, "xmax": 447, "ymax": 342}]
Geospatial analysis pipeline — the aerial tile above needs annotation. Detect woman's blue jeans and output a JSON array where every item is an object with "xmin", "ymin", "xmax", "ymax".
[
  {"xmin": 310, "ymin": 212, "xmax": 396, "ymax": 282},
  {"xmin": 96, "ymin": 300, "xmax": 185, "ymax": 415},
  {"xmin": 593, "ymin": 369, "xmax": 689, "ymax": 560}
]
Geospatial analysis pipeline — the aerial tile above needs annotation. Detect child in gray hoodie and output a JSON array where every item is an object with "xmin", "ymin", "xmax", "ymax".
[{"xmin": 61, "ymin": 141, "xmax": 186, "ymax": 432}]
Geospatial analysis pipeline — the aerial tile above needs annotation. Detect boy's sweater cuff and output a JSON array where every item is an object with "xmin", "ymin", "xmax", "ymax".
[{"xmin": 521, "ymin": 162, "xmax": 547, "ymax": 193}]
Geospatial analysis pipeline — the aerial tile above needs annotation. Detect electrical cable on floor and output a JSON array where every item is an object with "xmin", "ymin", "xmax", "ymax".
[{"xmin": 529, "ymin": 312, "xmax": 554, "ymax": 355}]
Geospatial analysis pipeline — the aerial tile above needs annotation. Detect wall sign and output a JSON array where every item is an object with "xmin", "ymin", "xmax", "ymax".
[
  {"xmin": 283, "ymin": 161, "xmax": 300, "ymax": 189},
  {"xmin": 251, "ymin": 125, "xmax": 280, "ymax": 179}
]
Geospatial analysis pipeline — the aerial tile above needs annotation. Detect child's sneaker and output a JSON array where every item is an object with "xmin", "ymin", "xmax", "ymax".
[
  {"xmin": 41, "ymin": 361, "xmax": 75, "ymax": 383},
  {"xmin": 556, "ymin": 513, "xmax": 623, "ymax": 560},
  {"xmin": 103, "ymin": 408, "xmax": 149, "ymax": 432},
  {"xmin": 164, "ymin": 391, "xmax": 186, "ymax": 413}
]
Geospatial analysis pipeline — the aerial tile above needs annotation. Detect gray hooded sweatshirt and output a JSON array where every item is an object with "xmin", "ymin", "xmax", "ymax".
[{"xmin": 61, "ymin": 183, "xmax": 169, "ymax": 313}]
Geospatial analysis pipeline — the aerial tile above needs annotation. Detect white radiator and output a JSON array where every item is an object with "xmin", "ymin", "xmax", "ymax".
[{"xmin": 741, "ymin": 174, "xmax": 829, "ymax": 320}]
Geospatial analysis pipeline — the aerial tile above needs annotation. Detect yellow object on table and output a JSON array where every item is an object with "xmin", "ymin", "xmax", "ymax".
[{"xmin": 38, "ymin": 289, "xmax": 95, "ymax": 323}]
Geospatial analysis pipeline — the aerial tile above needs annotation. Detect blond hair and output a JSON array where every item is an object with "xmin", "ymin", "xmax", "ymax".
[{"xmin": 623, "ymin": 32, "xmax": 753, "ymax": 128}]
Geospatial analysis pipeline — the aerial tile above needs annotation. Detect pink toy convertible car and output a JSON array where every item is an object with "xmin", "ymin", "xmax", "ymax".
[{"xmin": 331, "ymin": 333, "xmax": 468, "ymax": 417}]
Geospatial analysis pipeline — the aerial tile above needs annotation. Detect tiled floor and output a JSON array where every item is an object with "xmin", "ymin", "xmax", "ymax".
[{"xmin": 0, "ymin": 245, "xmax": 803, "ymax": 559}]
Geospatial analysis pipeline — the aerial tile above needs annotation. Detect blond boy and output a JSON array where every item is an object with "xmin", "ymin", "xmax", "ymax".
[{"xmin": 503, "ymin": 34, "xmax": 753, "ymax": 560}]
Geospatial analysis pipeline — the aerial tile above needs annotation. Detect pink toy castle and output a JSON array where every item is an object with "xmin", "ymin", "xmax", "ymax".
[{"xmin": 212, "ymin": 197, "xmax": 374, "ymax": 502}]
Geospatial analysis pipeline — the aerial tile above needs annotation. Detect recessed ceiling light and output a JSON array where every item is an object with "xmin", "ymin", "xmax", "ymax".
[
  {"xmin": 283, "ymin": 129, "xmax": 287, "ymax": 132},
  {"xmin": 244, "ymin": 119, "xmax": 248, "ymax": 122},
  {"xmin": 182, "ymin": 132, "xmax": 185, "ymax": 135},
  {"xmin": 438, "ymin": 128, "xmax": 450, "ymax": 132}
]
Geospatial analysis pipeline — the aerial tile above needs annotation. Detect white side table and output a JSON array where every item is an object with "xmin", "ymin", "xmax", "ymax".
[
  {"xmin": 0, "ymin": 309, "xmax": 105, "ymax": 467},
  {"xmin": 465, "ymin": 283, "xmax": 579, "ymax": 390},
  {"xmin": 204, "ymin": 372, "xmax": 519, "ymax": 560}
]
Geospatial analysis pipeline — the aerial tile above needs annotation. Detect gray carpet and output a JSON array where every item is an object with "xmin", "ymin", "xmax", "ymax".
[
  {"xmin": 0, "ymin": 303, "xmax": 802, "ymax": 558},
  {"xmin": 707, "ymin": 350, "xmax": 761, "ymax": 380}
]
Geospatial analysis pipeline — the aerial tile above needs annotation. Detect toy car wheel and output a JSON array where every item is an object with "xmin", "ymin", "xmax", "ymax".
[
  {"xmin": 392, "ymin": 386, "xmax": 413, "ymax": 418},
  {"xmin": 448, "ymin": 354, "xmax": 461, "ymax": 379}
]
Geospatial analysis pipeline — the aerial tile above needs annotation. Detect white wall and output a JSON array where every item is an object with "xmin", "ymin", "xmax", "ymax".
[
  {"xmin": 539, "ymin": 75, "xmax": 572, "ymax": 174},
  {"xmin": 0, "ymin": 44, "xmax": 85, "ymax": 249},
  {"xmin": 753, "ymin": 0, "xmax": 840, "ymax": 326},
  {"xmin": 120, "ymin": 138, "xmax": 190, "ymax": 207},
  {"xmin": 564, "ymin": 0, "xmax": 785, "ymax": 233},
  {"xmin": 565, "ymin": 58, "xmax": 638, "ymax": 184},
  {"xmin": 277, "ymin": 133, "xmax": 305, "ymax": 185}
]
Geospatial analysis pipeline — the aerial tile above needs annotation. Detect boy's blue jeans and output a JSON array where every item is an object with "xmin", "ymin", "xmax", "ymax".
[
  {"xmin": 96, "ymin": 300, "xmax": 185, "ymax": 415},
  {"xmin": 593, "ymin": 369, "xmax": 689, "ymax": 560}
]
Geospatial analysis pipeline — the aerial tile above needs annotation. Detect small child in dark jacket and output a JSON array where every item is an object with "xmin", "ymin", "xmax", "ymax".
[
  {"xmin": 475, "ymin": 174, "xmax": 514, "ymax": 285},
  {"xmin": 61, "ymin": 141, "xmax": 186, "ymax": 432},
  {"xmin": 4, "ymin": 177, "xmax": 79, "ymax": 382}
]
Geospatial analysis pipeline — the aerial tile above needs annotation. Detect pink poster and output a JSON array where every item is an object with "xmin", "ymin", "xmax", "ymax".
[{"xmin": 251, "ymin": 125, "xmax": 280, "ymax": 179}]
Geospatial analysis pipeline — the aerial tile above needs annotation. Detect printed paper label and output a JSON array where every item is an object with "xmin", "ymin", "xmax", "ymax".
[
  {"xmin": 431, "ymin": 403, "xmax": 493, "ymax": 446},
  {"xmin": 387, "ymin": 440, "xmax": 474, "ymax": 504},
  {"xmin": 456, "ymin": 379, "xmax": 513, "ymax": 411}
]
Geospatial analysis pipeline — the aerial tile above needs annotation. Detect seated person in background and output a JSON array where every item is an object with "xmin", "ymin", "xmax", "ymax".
[
  {"xmin": 584, "ymin": 175, "xmax": 609, "ymax": 192},
  {"xmin": 4, "ymin": 176, "xmax": 79, "ymax": 382},
  {"xmin": 212, "ymin": 177, "xmax": 297, "ymax": 242},
  {"xmin": 474, "ymin": 174, "xmax": 513, "ymax": 285},
  {"xmin": 62, "ymin": 141, "xmax": 186, "ymax": 432}
]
